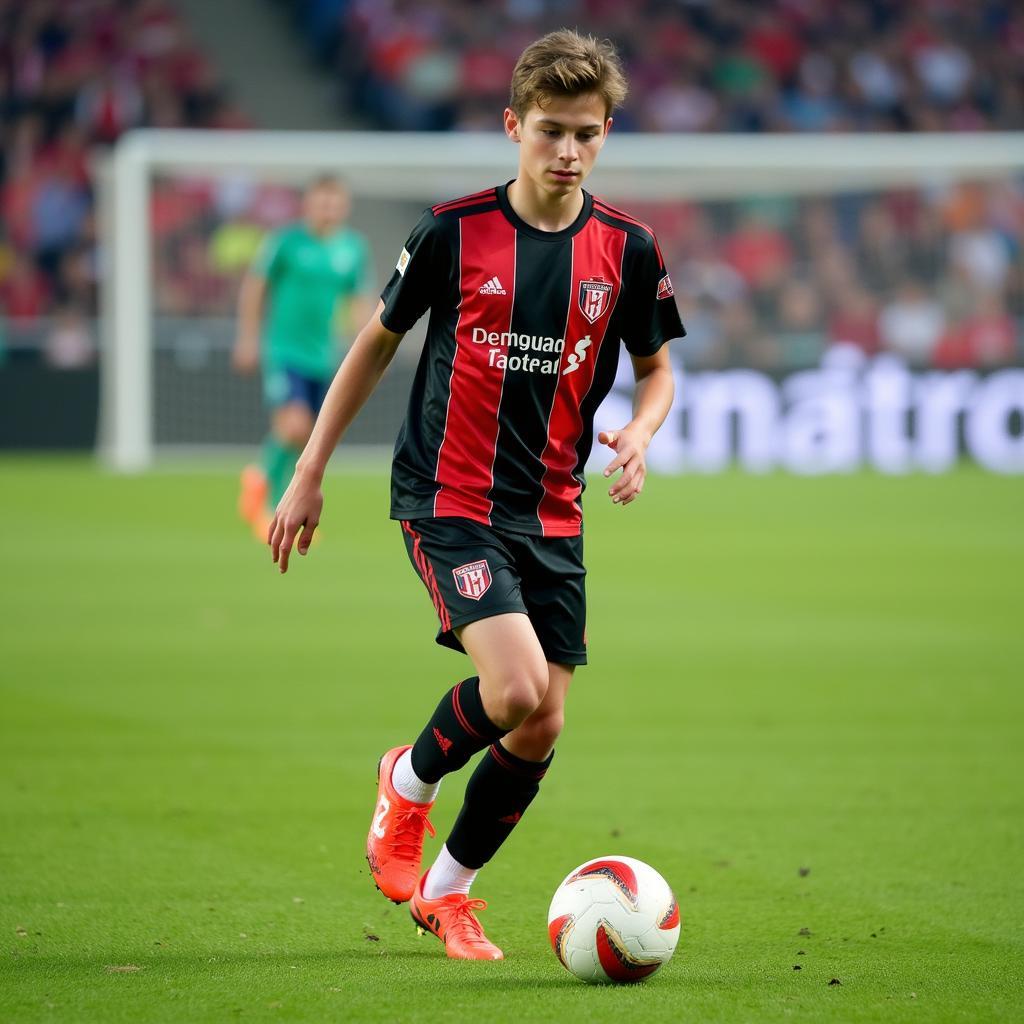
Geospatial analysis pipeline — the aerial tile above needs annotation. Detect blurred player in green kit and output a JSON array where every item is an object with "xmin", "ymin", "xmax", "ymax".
[{"xmin": 233, "ymin": 175, "xmax": 374, "ymax": 535}]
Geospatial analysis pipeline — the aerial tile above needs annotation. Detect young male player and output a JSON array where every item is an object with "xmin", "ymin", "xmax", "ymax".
[
  {"xmin": 268, "ymin": 30, "xmax": 684, "ymax": 960},
  {"xmin": 233, "ymin": 175, "xmax": 374, "ymax": 535}
]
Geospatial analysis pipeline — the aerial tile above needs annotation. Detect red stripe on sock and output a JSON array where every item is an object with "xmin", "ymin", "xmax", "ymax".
[
  {"xmin": 451, "ymin": 681, "xmax": 485, "ymax": 741},
  {"xmin": 489, "ymin": 742, "xmax": 548, "ymax": 780}
]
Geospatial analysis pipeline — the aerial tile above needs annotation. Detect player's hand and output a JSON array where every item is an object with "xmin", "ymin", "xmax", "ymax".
[
  {"xmin": 268, "ymin": 472, "xmax": 323, "ymax": 573},
  {"xmin": 231, "ymin": 340, "xmax": 259, "ymax": 374},
  {"xmin": 599, "ymin": 425, "xmax": 650, "ymax": 506}
]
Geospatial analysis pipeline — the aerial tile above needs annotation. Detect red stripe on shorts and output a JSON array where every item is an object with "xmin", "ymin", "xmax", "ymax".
[{"xmin": 401, "ymin": 520, "xmax": 451, "ymax": 633}]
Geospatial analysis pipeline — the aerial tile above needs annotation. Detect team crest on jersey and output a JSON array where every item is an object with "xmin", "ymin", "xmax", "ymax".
[
  {"xmin": 657, "ymin": 273, "xmax": 674, "ymax": 300},
  {"xmin": 452, "ymin": 559, "xmax": 492, "ymax": 600},
  {"xmin": 579, "ymin": 278, "xmax": 613, "ymax": 324}
]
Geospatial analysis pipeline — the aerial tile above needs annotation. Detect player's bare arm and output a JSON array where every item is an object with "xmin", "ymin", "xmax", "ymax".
[
  {"xmin": 269, "ymin": 299, "xmax": 403, "ymax": 572},
  {"xmin": 232, "ymin": 271, "xmax": 266, "ymax": 374},
  {"xmin": 600, "ymin": 346, "xmax": 674, "ymax": 506}
]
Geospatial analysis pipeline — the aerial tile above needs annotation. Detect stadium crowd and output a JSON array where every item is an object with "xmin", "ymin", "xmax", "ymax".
[
  {"xmin": 0, "ymin": 0, "xmax": 244, "ymax": 362},
  {"xmin": 1, "ymin": 0, "xmax": 1021, "ymax": 373},
  {"xmin": 289, "ymin": 0, "xmax": 1024, "ymax": 134},
  {"xmin": 146, "ymin": 175, "xmax": 1022, "ymax": 371}
]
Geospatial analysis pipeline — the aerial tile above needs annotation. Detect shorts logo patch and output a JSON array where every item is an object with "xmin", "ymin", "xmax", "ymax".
[
  {"xmin": 452, "ymin": 559, "xmax": 492, "ymax": 600},
  {"xmin": 579, "ymin": 278, "xmax": 612, "ymax": 324}
]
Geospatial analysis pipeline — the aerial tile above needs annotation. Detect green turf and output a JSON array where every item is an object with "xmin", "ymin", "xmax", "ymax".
[{"xmin": 1, "ymin": 457, "xmax": 1022, "ymax": 1023}]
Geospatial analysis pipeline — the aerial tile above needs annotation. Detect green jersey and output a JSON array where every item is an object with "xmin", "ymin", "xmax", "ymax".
[{"xmin": 254, "ymin": 224, "xmax": 373, "ymax": 379}]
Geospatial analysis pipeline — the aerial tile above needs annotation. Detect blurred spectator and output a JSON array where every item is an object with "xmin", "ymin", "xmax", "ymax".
[
  {"xmin": 640, "ymin": 70, "xmax": 719, "ymax": 133},
  {"xmin": 293, "ymin": 0, "xmax": 1023, "ymax": 135},
  {"xmin": 774, "ymin": 279, "xmax": 825, "ymax": 368},
  {"xmin": 949, "ymin": 227, "xmax": 1012, "ymax": 293},
  {"xmin": 31, "ymin": 162, "xmax": 90, "ymax": 277},
  {"xmin": 828, "ymin": 284, "xmax": 880, "ymax": 357},
  {"xmin": 933, "ymin": 292, "xmax": 1017, "ymax": 369},
  {"xmin": 55, "ymin": 244, "xmax": 98, "ymax": 315},
  {"xmin": 0, "ymin": 0, "xmax": 244, "ymax": 322},
  {"xmin": 0, "ymin": 254, "xmax": 51, "ymax": 320},
  {"xmin": 670, "ymin": 293, "xmax": 723, "ymax": 369},
  {"xmin": 3, "ymin": 0, "xmax": 1020, "ymax": 378},
  {"xmin": 43, "ymin": 307, "xmax": 96, "ymax": 368},
  {"xmin": 878, "ymin": 279, "xmax": 946, "ymax": 366},
  {"xmin": 719, "ymin": 298, "xmax": 779, "ymax": 370},
  {"xmin": 722, "ymin": 205, "xmax": 794, "ymax": 299},
  {"xmin": 74, "ymin": 66, "xmax": 144, "ymax": 143}
]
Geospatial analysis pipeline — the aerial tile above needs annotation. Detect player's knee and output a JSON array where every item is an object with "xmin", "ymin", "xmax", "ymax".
[
  {"xmin": 488, "ymin": 669, "xmax": 548, "ymax": 730},
  {"xmin": 517, "ymin": 707, "xmax": 564, "ymax": 758},
  {"xmin": 275, "ymin": 408, "xmax": 313, "ymax": 448}
]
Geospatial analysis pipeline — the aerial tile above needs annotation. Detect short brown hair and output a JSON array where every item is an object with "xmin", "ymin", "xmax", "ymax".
[{"xmin": 509, "ymin": 29, "xmax": 628, "ymax": 120}]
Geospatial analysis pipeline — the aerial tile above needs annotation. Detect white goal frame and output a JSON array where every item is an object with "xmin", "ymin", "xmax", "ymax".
[{"xmin": 97, "ymin": 129, "xmax": 1024, "ymax": 471}]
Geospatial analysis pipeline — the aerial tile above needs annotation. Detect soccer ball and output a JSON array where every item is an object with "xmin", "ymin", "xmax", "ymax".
[{"xmin": 547, "ymin": 855, "xmax": 680, "ymax": 984}]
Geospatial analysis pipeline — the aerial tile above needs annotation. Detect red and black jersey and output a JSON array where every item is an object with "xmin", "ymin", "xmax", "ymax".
[{"xmin": 380, "ymin": 182, "xmax": 685, "ymax": 537}]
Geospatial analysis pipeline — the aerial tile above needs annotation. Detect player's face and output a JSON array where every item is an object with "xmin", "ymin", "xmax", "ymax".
[
  {"xmin": 304, "ymin": 184, "xmax": 348, "ymax": 234},
  {"xmin": 505, "ymin": 93, "xmax": 611, "ymax": 198}
]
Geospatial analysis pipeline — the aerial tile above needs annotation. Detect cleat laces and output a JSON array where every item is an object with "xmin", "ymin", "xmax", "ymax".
[
  {"xmin": 445, "ymin": 896, "xmax": 491, "ymax": 947},
  {"xmin": 390, "ymin": 804, "xmax": 436, "ymax": 857}
]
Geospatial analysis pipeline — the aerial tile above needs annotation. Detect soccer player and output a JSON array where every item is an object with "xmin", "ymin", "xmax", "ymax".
[
  {"xmin": 232, "ymin": 175, "xmax": 374, "ymax": 535},
  {"xmin": 268, "ymin": 30, "xmax": 684, "ymax": 960}
]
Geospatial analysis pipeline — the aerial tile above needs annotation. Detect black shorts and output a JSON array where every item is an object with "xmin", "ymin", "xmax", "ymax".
[{"xmin": 400, "ymin": 517, "xmax": 587, "ymax": 666}]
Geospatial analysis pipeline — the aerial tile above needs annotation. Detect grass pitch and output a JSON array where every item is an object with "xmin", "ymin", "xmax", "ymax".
[{"xmin": 1, "ymin": 457, "xmax": 1022, "ymax": 1023}]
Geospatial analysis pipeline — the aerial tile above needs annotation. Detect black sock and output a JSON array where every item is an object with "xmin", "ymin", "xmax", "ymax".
[
  {"xmin": 409, "ymin": 677, "xmax": 506, "ymax": 784},
  {"xmin": 445, "ymin": 742, "xmax": 554, "ymax": 870}
]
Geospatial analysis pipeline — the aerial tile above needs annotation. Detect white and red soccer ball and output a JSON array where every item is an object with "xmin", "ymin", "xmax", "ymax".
[{"xmin": 548, "ymin": 855, "xmax": 680, "ymax": 984}]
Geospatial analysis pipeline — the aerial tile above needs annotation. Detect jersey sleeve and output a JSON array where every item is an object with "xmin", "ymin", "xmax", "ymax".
[
  {"xmin": 619, "ymin": 233, "xmax": 686, "ymax": 357},
  {"xmin": 380, "ymin": 210, "xmax": 447, "ymax": 334}
]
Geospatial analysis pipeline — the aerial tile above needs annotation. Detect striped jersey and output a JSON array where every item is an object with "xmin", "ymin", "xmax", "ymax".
[{"xmin": 380, "ymin": 183, "xmax": 685, "ymax": 537}]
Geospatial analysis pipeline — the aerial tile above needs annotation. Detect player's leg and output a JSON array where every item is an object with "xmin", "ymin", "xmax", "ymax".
[
  {"xmin": 242, "ymin": 366, "xmax": 317, "ymax": 533},
  {"xmin": 369, "ymin": 521, "xmax": 546, "ymax": 907},
  {"xmin": 423, "ymin": 661, "xmax": 570, "ymax": 897},
  {"xmin": 408, "ymin": 618, "xmax": 557, "ymax": 960},
  {"xmin": 268, "ymin": 399, "xmax": 314, "ymax": 503},
  {"xmin": 413, "ymin": 529, "xmax": 585, "ymax": 933},
  {"xmin": 371, "ymin": 613, "xmax": 548, "ymax": 900}
]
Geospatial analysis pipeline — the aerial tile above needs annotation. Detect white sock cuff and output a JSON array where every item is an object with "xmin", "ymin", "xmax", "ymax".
[
  {"xmin": 391, "ymin": 748, "xmax": 440, "ymax": 805},
  {"xmin": 424, "ymin": 844, "xmax": 478, "ymax": 899}
]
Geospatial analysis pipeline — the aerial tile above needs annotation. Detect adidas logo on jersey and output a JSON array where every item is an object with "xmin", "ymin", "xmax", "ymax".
[{"xmin": 479, "ymin": 276, "xmax": 507, "ymax": 295}]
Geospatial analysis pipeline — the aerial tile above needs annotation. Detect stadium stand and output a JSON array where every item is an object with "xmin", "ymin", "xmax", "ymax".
[
  {"xmin": 282, "ymin": 0, "xmax": 1024, "ymax": 134},
  {"xmin": 2, "ymin": 0, "xmax": 1021, "ymax": 378},
  {"xmin": 0, "ymin": 0, "xmax": 247, "ymax": 337},
  {"xmin": 267, "ymin": 0, "xmax": 1023, "ymax": 371}
]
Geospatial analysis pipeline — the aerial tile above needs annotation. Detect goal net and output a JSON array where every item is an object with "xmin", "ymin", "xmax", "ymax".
[{"xmin": 97, "ymin": 130, "xmax": 1024, "ymax": 474}]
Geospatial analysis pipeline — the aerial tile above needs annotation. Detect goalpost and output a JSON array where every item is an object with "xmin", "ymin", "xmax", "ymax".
[{"xmin": 97, "ymin": 130, "xmax": 1024, "ymax": 473}]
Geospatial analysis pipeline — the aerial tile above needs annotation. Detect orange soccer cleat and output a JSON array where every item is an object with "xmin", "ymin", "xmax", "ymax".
[
  {"xmin": 366, "ymin": 745, "xmax": 436, "ymax": 903},
  {"xmin": 409, "ymin": 872, "xmax": 504, "ymax": 960},
  {"xmin": 238, "ymin": 465, "xmax": 269, "ymax": 527}
]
